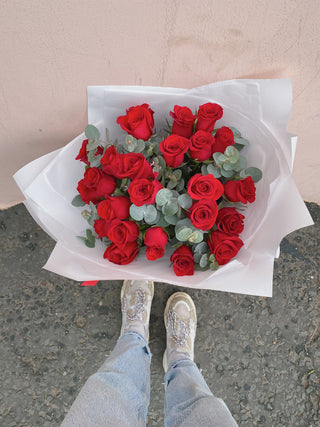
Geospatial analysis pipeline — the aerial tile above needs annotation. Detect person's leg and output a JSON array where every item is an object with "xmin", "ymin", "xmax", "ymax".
[
  {"xmin": 61, "ymin": 280, "xmax": 154, "ymax": 427},
  {"xmin": 163, "ymin": 292, "xmax": 238, "ymax": 427}
]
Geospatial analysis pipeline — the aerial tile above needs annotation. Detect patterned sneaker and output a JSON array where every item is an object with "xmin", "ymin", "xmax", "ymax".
[
  {"xmin": 120, "ymin": 280, "xmax": 154, "ymax": 341},
  {"xmin": 163, "ymin": 292, "xmax": 197, "ymax": 372}
]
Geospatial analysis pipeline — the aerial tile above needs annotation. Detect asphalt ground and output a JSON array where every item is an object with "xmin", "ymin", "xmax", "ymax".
[{"xmin": 0, "ymin": 202, "xmax": 319, "ymax": 426}]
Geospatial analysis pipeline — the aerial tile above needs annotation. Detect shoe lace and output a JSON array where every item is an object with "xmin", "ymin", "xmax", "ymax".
[
  {"xmin": 167, "ymin": 309, "xmax": 190, "ymax": 347},
  {"xmin": 122, "ymin": 288, "xmax": 146, "ymax": 321}
]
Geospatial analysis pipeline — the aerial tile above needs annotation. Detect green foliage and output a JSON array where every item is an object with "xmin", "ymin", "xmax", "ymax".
[
  {"xmin": 85, "ymin": 125, "xmax": 100, "ymax": 141},
  {"xmin": 72, "ymin": 194, "xmax": 86, "ymax": 207},
  {"xmin": 240, "ymin": 167, "xmax": 263, "ymax": 183},
  {"xmin": 130, "ymin": 204, "xmax": 159, "ymax": 225},
  {"xmin": 124, "ymin": 135, "xmax": 145, "ymax": 153}
]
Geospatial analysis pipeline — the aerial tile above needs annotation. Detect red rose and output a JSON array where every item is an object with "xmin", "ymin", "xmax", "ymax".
[
  {"xmin": 77, "ymin": 167, "xmax": 116, "ymax": 205},
  {"xmin": 196, "ymin": 103, "xmax": 223, "ymax": 132},
  {"xmin": 216, "ymin": 207, "xmax": 245, "ymax": 236},
  {"xmin": 187, "ymin": 174, "xmax": 224, "ymax": 201},
  {"xmin": 94, "ymin": 219, "xmax": 111, "ymax": 238},
  {"xmin": 100, "ymin": 145, "xmax": 124, "ymax": 178},
  {"xmin": 119, "ymin": 152, "xmax": 154, "ymax": 181},
  {"xmin": 146, "ymin": 246, "xmax": 165, "ymax": 261},
  {"xmin": 207, "ymin": 231, "xmax": 243, "ymax": 265},
  {"xmin": 224, "ymin": 176, "xmax": 256, "ymax": 204},
  {"xmin": 189, "ymin": 199, "xmax": 219, "ymax": 231},
  {"xmin": 75, "ymin": 139, "xmax": 103, "ymax": 165},
  {"xmin": 97, "ymin": 196, "xmax": 131, "ymax": 221},
  {"xmin": 107, "ymin": 219, "xmax": 139, "ymax": 248},
  {"xmin": 189, "ymin": 130, "xmax": 215, "ymax": 161},
  {"xmin": 144, "ymin": 227, "xmax": 168, "ymax": 261},
  {"xmin": 212, "ymin": 126, "xmax": 234, "ymax": 154},
  {"xmin": 170, "ymin": 245, "xmax": 194, "ymax": 276},
  {"xmin": 170, "ymin": 105, "xmax": 197, "ymax": 138},
  {"xmin": 128, "ymin": 177, "xmax": 162, "ymax": 206},
  {"xmin": 116, "ymin": 104, "xmax": 154, "ymax": 141},
  {"xmin": 144, "ymin": 227, "xmax": 168, "ymax": 247},
  {"xmin": 159, "ymin": 134, "xmax": 190, "ymax": 168},
  {"xmin": 104, "ymin": 241, "xmax": 139, "ymax": 265}
]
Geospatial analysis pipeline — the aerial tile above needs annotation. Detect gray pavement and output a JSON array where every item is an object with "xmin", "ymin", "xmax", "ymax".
[{"xmin": 0, "ymin": 202, "xmax": 319, "ymax": 427}]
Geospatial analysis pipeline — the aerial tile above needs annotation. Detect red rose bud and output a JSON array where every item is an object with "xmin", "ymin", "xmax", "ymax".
[
  {"xmin": 116, "ymin": 104, "xmax": 154, "ymax": 141},
  {"xmin": 170, "ymin": 245, "xmax": 194, "ymax": 276},
  {"xmin": 187, "ymin": 173, "xmax": 224, "ymax": 201},
  {"xmin": 128, "ymin": 177, "xmax": 162, "ymax": 206},
  {"xmin": 207, "ymin": 231, "xmax": 243, "ymax": 265},
  {"xmin": 144, "ymin": 227, "xmax": 168, "ymax": 261},
  {"xmin": 104, "ymin": 241, "xmax": 139, "ymax": 265},
  {"xmin": 75, "ymin": 139, "xmax": 103, "ymax": 165},
  {"xmin": 224, "ymin": 176, "xmax": 256, "ymax": 204},
  {"xmin": 94, "ymin": 219, "xmax": 112, "ymax": 238},
  {"xmin": 159, "ymin": 134, "xmax": 190, "ymax": 167},
  {"xmin": 189, "ymin": 130, "xmax": 215, "ymax": 161},
  {"xmin": 216, "ymin": 207, "xmax": 245, "ymax": 236},
  {"xmin": 97, "ymin": 196, "xmax": 131, "ymax": 221},
  {"xmin": 212, "ymin": 126, "xmax": 235, "ymax": 154},
  {"xmin": 107, "ymin": 219, "xmax": 139, "ymax": 249},
  {"xmin": 196, "ymin": 103, "xmax": 223, "ymax": 132},
  {"xmin": 119, "ymin": 152, "xmax": 153, "ymax": 181},
  {"xmin": 77, "ymin": 167, "xmax": 116, "ymax": 205},
  {"xmin": 146, "ymin": 246, "xmax": 165, "ymax": 261},
  {"xmin": 100, "ymin": 145, "xmax": 124, "ymax": 178},
  {"xmin": 189, "ymin": 199, "xmax": 219, "ymax": 231},
  {"xmin": 144, "ymin": 227, "xmax": 168, "ymax": 248},
  {"xmin": 170, "ymin": 105, "xmax": 197, "ymax": 138}
]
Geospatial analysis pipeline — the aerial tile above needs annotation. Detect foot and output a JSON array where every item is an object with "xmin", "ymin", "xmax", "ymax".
[
  {"xmin": 163, "ymin": 292, "xmax": 197, "ymax": 372},
  {"xmin": 120, "ymin": 280, "xmax": 154, "ymax": 341}
]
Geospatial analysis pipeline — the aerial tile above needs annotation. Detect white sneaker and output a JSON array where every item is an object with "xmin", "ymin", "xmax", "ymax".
[
  {"xmin": 163, "ymin": 292, "xmax": 197, "ymax": 372},
  {"xmin": 120, "ymin": 280, "xmax": 154, "ymax": 341}
]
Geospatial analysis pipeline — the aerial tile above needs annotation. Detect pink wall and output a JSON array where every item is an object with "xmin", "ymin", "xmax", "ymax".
[{"xmin": 1, "ymin": 0, "xmax": 319, "ymax": 207}]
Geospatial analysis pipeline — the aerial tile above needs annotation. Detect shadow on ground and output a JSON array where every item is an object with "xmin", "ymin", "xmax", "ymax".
[{"xmin": 0, "ymin": 202, "xmax": 319, "ymax": 426}]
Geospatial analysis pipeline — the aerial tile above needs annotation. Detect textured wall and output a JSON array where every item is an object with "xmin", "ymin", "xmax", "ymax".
[{"xmin": 1, "ymin": 0, "xmax": 319, "ymax": 207}]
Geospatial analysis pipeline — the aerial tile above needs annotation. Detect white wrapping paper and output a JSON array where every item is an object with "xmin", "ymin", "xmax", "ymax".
[{"xmin": 14, "ymin": 80, "xmax": 313, "ymax": 296}]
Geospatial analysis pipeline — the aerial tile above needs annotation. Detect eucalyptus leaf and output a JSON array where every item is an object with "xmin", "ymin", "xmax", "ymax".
[
  {"xmin": 144, "ymin": 205, "xmax": 158, "ymax": 223},
  {"xmin": 188, "ymin": 230, "xmax": 203, "ymax": 244},
  {"xmin": 167, "ymin": 180, "xmax": 177, "ymax": 190},
  {"xmin": 234, "ymin": 136, "xmax": 249, "ymax": 146},
  {"xmin": 244, "ymin": 167, "xmax": 263, "ymax": 183},
  {"xmin": 194, "ymin": 241, "xmax": 208, "ymax": 254},
  {"xmin": 175, "ymin": 179, "xmax": 185, "ymax": 192},
  {"xmin": 176, "ymin": 227, "xmax": 193, "ymax": 242},
  {"xmin": 229, "ymin": 127, "xmax": 241, "ymax": 138},
  {"xmin": 156, "ymin": 188, "xmax": 173, "ymax": 206},
  {"xmin": 164, "ymin": 214, "xmax": 179, "ymax": 225},
  {"xmin": 199, "ymin": 253, "xmax": 209, "ymax": 268},
  {"xmin": 201, "ymin": 165, "xmax": 208, "ymax": 175},
  {"xmin": 72, "ymin": 194, "xmax": 86, "ymax": 207},
  {"xmin": 85, "ymin": 124, "xmax": 100, "ymax": 141},
  {"xmin": 207, "ymin": 164, "xmax": 221, "ymax": 178},
  {"xmin": 130, "ymin": 204, "xmax": 144, "ymax": 221},
  {"xmin": 162, "ymin": 199, "xmax": 179, "ymax": 216},
  {"xmin": 156, "ymin": 213, "xmax": 170, "ymax": 228},
  {"xmin": 221, "ymin": 168, "xmax": 235, "ymax": 178},
  {"xmin": 222, "ymin": 162, "xmax": 235, "ymax": 171},
  {"xmin": 177, "ymin": 194, "xmax": 193, "ymax": 210},
  {"xmin": 234, "ymin": 156, "xmax": 247, "ymax": 172}
]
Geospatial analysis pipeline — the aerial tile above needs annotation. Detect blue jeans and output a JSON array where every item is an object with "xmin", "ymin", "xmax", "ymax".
[{"xmin": 61, "ymin": 332, "xmax": 238, "ymax": 426}]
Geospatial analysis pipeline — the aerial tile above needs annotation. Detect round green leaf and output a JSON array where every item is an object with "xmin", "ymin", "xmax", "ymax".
[
  {"xmin": 144, "ymin": 205, "xmax": 158, "ymax": 223},
  {"xmin": 178, "ymin": 194, "xmax": 193, "ymax": 210},
  {"xmin": 162, "ymin": 199, "xmax": 179, "ymax": 216},
  {"xmin": 176, "ymin": 227, "xmax": 193, "ymax": 242},
  {"xmin": 156, "ymin": 188, "xmax": 173, "ymax": 206},
  {"xmin": 130, "ymin": 204, "xmax": 144, "ymax": 221},
  {"xmin": 244, "ymin": 167, "xmax": 263, "ymax": 183},
  {"xmin": 85, "ymin": 125, "xmax": 100, "ymax": 141},
  {"xmin": 188, "ymin": 230, "xmax": 203, "ymax": 244},
  {"xmin": 199, "ymin": 253, "xmax": 209, "ymax": 268}
]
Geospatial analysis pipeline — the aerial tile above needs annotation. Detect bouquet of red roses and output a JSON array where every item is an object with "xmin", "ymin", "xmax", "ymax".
[{"xmin": 73, "ymin": 102, "xmax": 262, "ymax": 277}]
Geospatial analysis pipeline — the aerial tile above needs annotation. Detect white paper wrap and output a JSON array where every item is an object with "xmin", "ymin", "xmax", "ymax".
[{"xmin": 14, "ymin": 80, "xmax": 313, "ymax": 296}]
